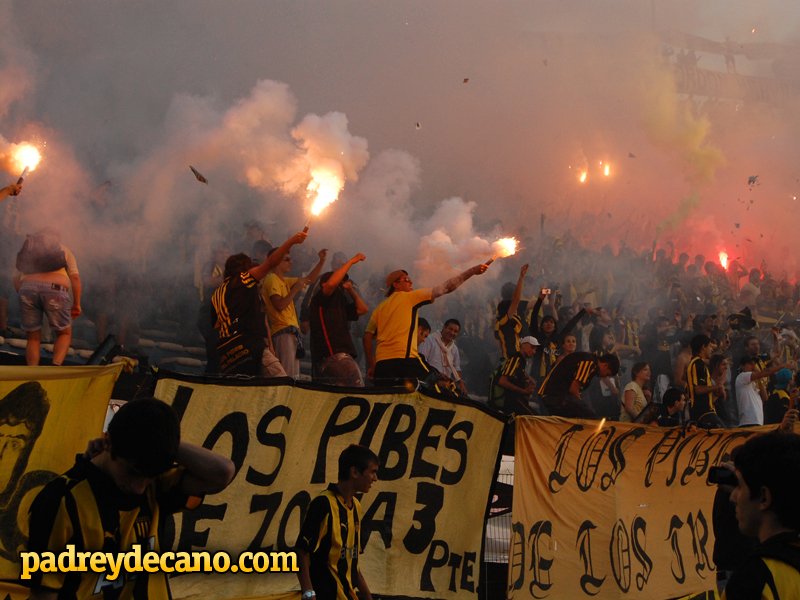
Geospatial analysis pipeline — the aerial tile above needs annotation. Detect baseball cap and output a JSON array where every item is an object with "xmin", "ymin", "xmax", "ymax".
[
  {"xmin": 520, "ymin": 336, "xmax": 541, "ymax": 347},
  {"xmin": 385, "ymin": 269, "xmax": 408, "ymax": 296}
]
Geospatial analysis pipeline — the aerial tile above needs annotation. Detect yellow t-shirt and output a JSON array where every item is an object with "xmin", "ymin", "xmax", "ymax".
[
  {"xmin": 365, "ymin": 288, "xmax": 433, "ymax": 362},
  {"xmin": 261, "ymin": 273, "xmax": 300, "ymax": 334}
]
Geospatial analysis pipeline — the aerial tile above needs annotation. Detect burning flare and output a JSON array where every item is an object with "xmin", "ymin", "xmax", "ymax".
[
  {"xmin": 578, "ymin": 170, "xmax": 588, "ymax": 184},
  {"xmin": 492, "ymin": 237, "xmax": 519, "ymax": 258},
  {"xmin": 12, "ymin": 143, "xmax": 42, "ymax": 174},
  {"xmin": 307, "ymin": 166, "xmax": 344, "ymax": 217},
  {"xmin": 719, "ymin": 251, "xmax": 729, "ymax": 270},
  {"xmin": 603, "ymin": 163, "xmax": 611, "ymax": 177}
]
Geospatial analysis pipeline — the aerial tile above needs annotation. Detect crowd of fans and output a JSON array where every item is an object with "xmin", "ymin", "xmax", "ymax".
[{"xmin": 3, "ymin": 187, "xmax": 800, "ymax": 431}]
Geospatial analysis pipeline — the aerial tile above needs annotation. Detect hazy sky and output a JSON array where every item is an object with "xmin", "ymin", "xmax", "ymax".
[{"xmin": 2, "ymin": 0, "xmax": 800, "ymax": 285}]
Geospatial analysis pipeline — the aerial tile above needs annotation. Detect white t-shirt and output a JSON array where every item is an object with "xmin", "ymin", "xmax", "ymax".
[
  {"xmin": 736, "ymin": 371, "xmax": 763, "ymax": 426},
  {"xmin": 418, "ymin": 330, "xmax": 461, "ymax": 381}
]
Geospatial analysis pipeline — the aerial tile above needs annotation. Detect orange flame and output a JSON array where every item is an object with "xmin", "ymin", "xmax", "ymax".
[
  {"xmin": 603, "ymin": 163, "xmax": 611, "ymax": 177},
  {"xmin": 719, "ymin": 251, "xmax": 729, "ymax": 270},
  {"xmin": 12, "ymin": 144, "xmax": 42, "ymax": 173},
  {"xmin": 492, "ymin": 237, "xmax": 519, "ymax": 258},
  {"xmin": 579, "ymin": 170, "xmax": 588, "ymax": 184},
  {"xmin": 307, "ymin": 166, "xmax": 343, "ymax": 217}
]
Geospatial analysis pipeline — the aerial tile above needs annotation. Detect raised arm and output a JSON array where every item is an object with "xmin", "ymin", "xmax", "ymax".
[
  {"xmin": 506, "ymin": 264, "xmax": 529, "ymax": 319},
  {"xmin": 305, "ymin": 248, "xmax": 328, "ymax": 283},
  {"xmin": 322, "ymin": 253, "xmax": 365, "ymax": 296},
  {"xmin": 528, "ymin": 293, "xmax": 545, "ymax": 335},
  {"xmin": 248, "ymin": 231, "xmax": 307, "ymax": 281},
  {"xmin": 431, "ymin": 264, "xmax": 488, "ymax": 300},
  {"xmin": 177, "ymin": 442, "xmax": 235, "ymax": 496},
  {"xmin": 343, "ymin": 280, "xmax": 369, "ymax": 316}
]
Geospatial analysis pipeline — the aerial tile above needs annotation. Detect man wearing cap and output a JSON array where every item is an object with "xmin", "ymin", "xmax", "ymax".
[
  {"xmin": 489, "ymin": 336, "xmax": 540, "ymax": 415},
  {"xmin": 363, "ymin": 263, "xmax": 487, "ymax": 386},
  {"xmin": 308, "ymin": 252, "xmax": 369, "ymax": 387},
  {"xmin": 736, "ymin": 356, "xmax": 789, "ymax": 427}
]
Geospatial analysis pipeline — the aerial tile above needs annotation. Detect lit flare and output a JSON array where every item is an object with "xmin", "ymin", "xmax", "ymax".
[
  {"xmin": 307, "ymin": 167, "xmax": 344, "ymax": 217},
  {"xmin": 719, "ymin": 251, "xmax": 729, "ymax": 270},
  {"xmin": 12, "ymin": 144, "xmax": 42, "ymax": 174}
]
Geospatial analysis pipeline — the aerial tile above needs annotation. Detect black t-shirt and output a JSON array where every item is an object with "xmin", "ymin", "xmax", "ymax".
[
  {"xmin": 538, "ymin": 351, "xmax": 598, "ymax": 397},
  {"xmin": 309, "ymin": 273, "xmax": 359, "ymax": 361}
]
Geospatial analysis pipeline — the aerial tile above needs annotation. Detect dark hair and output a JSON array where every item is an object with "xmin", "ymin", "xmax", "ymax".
[
  {"xmin": 444, "ymin": 318, "xmax": 461, "ymax": 330},
  {"xmin": 223, "ymin": 253, "xmax": 253, "ymax": 278},
  {"xmin": 690, "ymin": 334, "xmax": 712, "ymax": 355},
  {"xmin": 541, "ymin": 315, "xmax": 556, "ymax": 326},
  {"xmin": 251, "ymin": 239, "xmax": 272, "ymax": 258},
  {"xmin": 496, "ymin": 299, "xmax": 511, "ymax": 319},
  {"xmin": 734, "ymin": 433, "xmax": 800, "ymax": 530},
  {"xmin": 417, "ymin": 317, "xmax": 431, "ymax": 332},
  {"xmin": 597, "ymin": 353, "xmax": 620, "ymax": 375},
  {"xmin": 107, "ymin": 398, "xmax": 180, "ymax": 477},
  {"xmin": 631, "ymin": 362, "xmax": 650, "ymax": 380},
  {"xmin": 662, "ymin": 388, "xmax": 684, "ymax": 408},
  {"xmin": 743, "ymin": 335, "xmax": 759, "ymax": 347},
  {"xmin": 337, "ymin": 444, "xmax": 379, "ymax": 481},
  {"xmin": 708, "ymin": 353, "xmax": 728, "ymax": 374}
]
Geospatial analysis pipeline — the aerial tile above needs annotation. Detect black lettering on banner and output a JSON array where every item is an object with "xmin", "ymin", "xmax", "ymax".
[
  {"xmin": 403, "ymin": 482, "xmax": 444, "ymax": 553},
  {"xmin": 527, "ymin": 520, "xmax": 553, "ymax": 598},
  {"xmin": 631, "ymin": 517, "xmax": 653, "ymax": 591},
  {"xmin": 687, "ymin": 511, "xmax": 713, "ymax": 578},
  {"xmin": 361, "ymin": 491, "xmax": 397, "ymax": 549},
  {"xmin": 203, "ymin": 411, "xmax": 250, "ymax": 477},
  {"xmin": 358, "ymin": 402, "xmax": 392, "ymax": 448},
  {"xmin": 680, "ymin": 432, "xmax": 724, "ymax": 486},
  {"xmin": 411, "ymin": 409, "xmax": 455, "ymax": 480},
  {"xmin": 378, "ymin": 404, "xmax": 416, "ymax": 481},
  {"xmin": 312, "ymin": 397, "xmax": 370, "ymax": 483},
  {"xmin": 440, "ymin": 420, "xmax": 473, "ymax": 485},
  {"xmin": 177, "ymin": 503, "xmax": 227, "ymax": 550},
  {"xmin": 447, "ymin": 551, "xmax": 462, "ymax": 592},
  {"xmin": 247, "ymin": 492, "xmax": 283, "ymax": 552},
  {"xmin": 576, "ymin": 520, "xmax": 605, "ymax": 595},
  {"xmin": 246, "ymin": 405, "xmax": 291, "ymax": 487},
  {"xmin": 665, "ymin": 432, "xmax": 707, "ymax": 487},
  {"xmin": 601, "ymin": 427, "xmax": 646, "ymax": 491},
  {"xmin": 576, "ymin": 428, "xmax": 613, "ymax": 492},
  {"xmin": 171, "ymin": 385, "xmax": 195, "ymax": 422},
  {"xmin": 419, "ymin": 539, "xmax": 474, "ymax": 593},
  {"xmin": 461, "ymin": 551, "xmax": 476, "ymax": 593},
  {"xmin": 548, "ymin": 424, "xmax": 583, "ymax": 493},
  {"xmin": 420, "ymin": 540, "xmax": 448, "ymax": 592},
  {"xmin": 643, "ymin": 428, "xmax": 687, "ymax": 487},
  {"xmin": 711, "ymin": 431, "xmax": 755, "ymax": 466},
  {"xmin": 609, "ymin": 519, "xmax": 631, "ymax": 592},
  {"xmin": 508, "ymin": 521, "xmax": 526, "ymax": 592},
  {"xmin": 277, "ymin": 490, "xmax": 310, "ymax": 551},
  {"xmin": 666, "ymin": 515, "xmax": 686, "ymax": 584}
]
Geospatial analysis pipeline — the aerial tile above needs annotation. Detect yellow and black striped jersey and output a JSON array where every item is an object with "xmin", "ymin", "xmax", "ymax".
[
  {"xmin": 538, "ymin": 351, "xmax": 598, "ymax": 397},
  {"xmin": 296, "ymin": 485, "xmax": 363, "ymax": 600},
  {"xmin": 26, "ymin": 456, "xmax": 189, "ymax": 599}
]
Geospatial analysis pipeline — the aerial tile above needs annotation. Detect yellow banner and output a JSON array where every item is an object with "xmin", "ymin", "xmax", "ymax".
[
  {"xmin": 154, "ymin": 374, "xmax": 505, "ymax": 600},
  {"xmin": 510, "ymin": 417, "xmax": 768, "ymax": 600},
  {"xmin": 0, "ymin": 365, "xmax": 122, "ymax": 597}
]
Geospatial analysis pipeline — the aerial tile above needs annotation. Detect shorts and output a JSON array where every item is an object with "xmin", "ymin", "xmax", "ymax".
[{"xmin": 19, "ymin": 280, "xmax": 72, "ymax": 332}]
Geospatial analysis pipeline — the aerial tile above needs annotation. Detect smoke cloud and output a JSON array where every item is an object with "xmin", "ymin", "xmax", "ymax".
[{"xmin": 1, "ymin": 0, "xmax": 800, "ymax": 339}]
